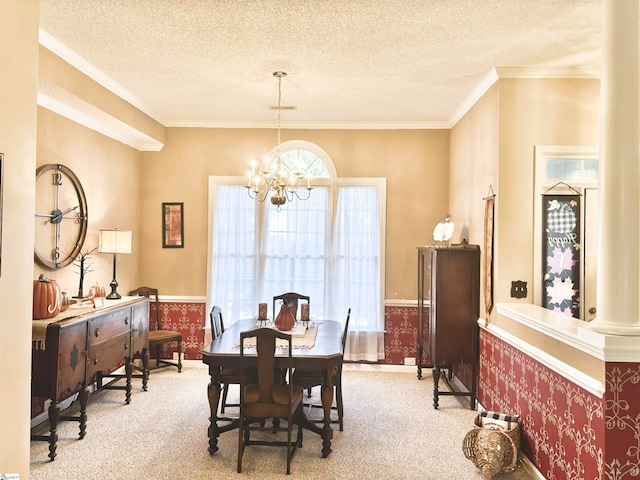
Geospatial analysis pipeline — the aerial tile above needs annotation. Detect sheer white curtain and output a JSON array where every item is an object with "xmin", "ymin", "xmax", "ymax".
[
  {"xmin": 330, "ymin": 183, "xmax": 385, "ymax": 362},
  {"xmin": 207, "ymin": 183, "xmax": 257, "ymax": 326},
  {"xmin": 261, "ymin": 187, "xmax": 330, "ymax": 319}
]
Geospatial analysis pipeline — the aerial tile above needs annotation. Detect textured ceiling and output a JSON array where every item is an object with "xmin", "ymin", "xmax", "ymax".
[{"xmin": 38, "ymin": 0, "xmax": 602, "ymax": 129}]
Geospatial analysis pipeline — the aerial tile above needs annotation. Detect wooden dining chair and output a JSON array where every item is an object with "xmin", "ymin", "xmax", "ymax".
[
  {"xmin": 129, "ymin": 287, "xmax": 182, "ymax": 373},
  {"xmin": 238, "ymin": 327, "xmax": 304, "ymax": 475},
  {"xmin": 209, "ymin": 305, "xmax": 254, "ymax": 414},
  {"xmin": 272, "ymin": 292, "xmax": 310, "ymax": 321},
  {"xmin": 291, "ymin": 308, "xmax": 351, "ymax": 431}
]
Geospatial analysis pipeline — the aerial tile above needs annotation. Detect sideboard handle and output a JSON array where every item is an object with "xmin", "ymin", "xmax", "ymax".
[{"xmin": 94, "ymin": 327, "xmax": 100, "ymax": 337}]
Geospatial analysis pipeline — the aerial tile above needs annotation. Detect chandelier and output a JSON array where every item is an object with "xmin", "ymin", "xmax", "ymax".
[{"xmin": 245, "ymin": 71, "xmax": 313, "ymax": 208}]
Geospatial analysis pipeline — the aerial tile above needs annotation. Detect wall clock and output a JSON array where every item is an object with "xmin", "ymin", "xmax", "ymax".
[{"xmin": 34, "ymin": 164, "xmax": 88, "ymax": 269}]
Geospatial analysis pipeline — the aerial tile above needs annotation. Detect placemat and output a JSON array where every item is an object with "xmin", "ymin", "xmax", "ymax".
[{"xmin": 236, "ymin": 323, "xmax": 319, "ymax": 349}]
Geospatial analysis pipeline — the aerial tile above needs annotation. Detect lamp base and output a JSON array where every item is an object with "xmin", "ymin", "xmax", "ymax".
[{"xmin": 106, "ymin": 276, "xmax": 120, "ymax": 300}]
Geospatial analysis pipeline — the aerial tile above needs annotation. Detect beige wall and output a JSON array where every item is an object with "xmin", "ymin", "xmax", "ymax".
[
  {"xmin": 449, "ymin": 84, "xmax": 500, "ymax": 316},
  {"xmin": 34, "ymin": 108, "xmax": 143, "ymax": 297},
  {"xmin": 494, "ymin": 78, "xmax": 600, "ymax": 309},
  {"xmin": 449, "ymin": 77, "xmax": 600, "ymax": 321},
  {"xmin": 0, "ymin": 1, "xmax": 39, "ymax": 477},
  {"xmin": 138, "ymin": 127, "xmax": 450, "ymax": 300}
]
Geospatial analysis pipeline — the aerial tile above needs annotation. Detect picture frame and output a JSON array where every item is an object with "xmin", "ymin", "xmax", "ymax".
[{"xmin": 162, "ymin": 202, "xmax": 184, "ymax": 248}]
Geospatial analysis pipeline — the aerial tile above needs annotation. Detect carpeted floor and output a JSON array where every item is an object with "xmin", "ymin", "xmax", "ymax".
[{"xmin": 30, "ymin": 362, "xmax": 537, "ymax": 479}]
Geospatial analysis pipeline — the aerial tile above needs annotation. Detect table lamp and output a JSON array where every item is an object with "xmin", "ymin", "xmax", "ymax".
[{"xmin": 98, "ymin": 229, "xmax": 132, "ymax": 299}]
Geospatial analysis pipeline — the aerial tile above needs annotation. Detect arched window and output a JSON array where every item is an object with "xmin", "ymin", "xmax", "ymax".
[
  {"xmin": 207, "ymin": 140, "xmax": 386, "ymax": 362},
  {"xmin": 270, "ymin": 140, "xmax": 334, "ymax": 179}
]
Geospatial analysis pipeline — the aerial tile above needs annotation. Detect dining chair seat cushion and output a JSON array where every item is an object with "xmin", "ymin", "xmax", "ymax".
[
  {"xmin": 149, "ymin": 329, "xmax": 182, "ymax": 343},
  {"xmin": 244, "ymin": 384, "xmax": 305, "ymax": 406}
]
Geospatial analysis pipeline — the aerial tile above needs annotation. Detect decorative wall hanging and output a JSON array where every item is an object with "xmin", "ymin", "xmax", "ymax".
[
  {"xmin": 483, "ymin": 187, "xmax": 495, "ymax": 317},
  {"xmin": 163, "ymin": 202, "xmax": 184, "ymax": 248},
  {"xmin": 542, "ymin": 191, "xmax": 581, "ymax": 318}
]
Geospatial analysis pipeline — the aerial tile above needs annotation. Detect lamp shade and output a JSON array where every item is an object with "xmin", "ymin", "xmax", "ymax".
[{"xmin": 98, "ymin": 229, "xmax": 132, "ymax": 254}]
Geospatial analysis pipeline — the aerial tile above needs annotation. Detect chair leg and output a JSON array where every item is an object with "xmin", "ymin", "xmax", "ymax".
[
  {"xmin": 221, "ymin": 384, "xmax": 229, "ymax": 413},
  {"xmin": 286, "ymin": 414, "xmax": 292, "ymax": 475},
  {"xmin": 237, "ymin": 416, "xmax": 244, "ymax": 473},
  {"xmin": 155, "ymin": 345, "xmax": 161, "ymax": 367},
  {"xmin": 336, "ymin": 375, "xmax": 344, "ymax": 431},
  {"xmin": 306, "ymin": 387, "xmax": 312, "ymax": 398},
  {"xmin": 177, "ymin": 340, "xmax": 183, "ymax": 373}
]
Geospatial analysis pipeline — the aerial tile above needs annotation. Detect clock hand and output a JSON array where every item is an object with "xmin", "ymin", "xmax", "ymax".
[
  {"xmin": 50, "ymin": 205, "xmax": 79, "ymax": 224},
  {"xmin": 53, "ymin": 220, "xmax": 60, "ymax": 262}
]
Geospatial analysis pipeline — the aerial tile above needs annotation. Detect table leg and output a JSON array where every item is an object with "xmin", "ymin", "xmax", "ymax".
[
  {"xmin": 207, "ymin": 369, "xmax": 222, "ymax": 454},
  {"xmin": 320, "ymin": 369, "xmax": 335, "ymax": 458}
]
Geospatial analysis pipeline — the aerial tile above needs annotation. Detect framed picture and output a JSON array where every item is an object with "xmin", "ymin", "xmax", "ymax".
[{"xmin": 162, "ymin": 202, "xmax": 184, "ymax": 248}]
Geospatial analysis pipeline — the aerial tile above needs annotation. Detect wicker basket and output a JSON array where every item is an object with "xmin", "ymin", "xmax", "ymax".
[{"xmin": 462, "ymin": 414, "xmax": 521, "ymax": 480}]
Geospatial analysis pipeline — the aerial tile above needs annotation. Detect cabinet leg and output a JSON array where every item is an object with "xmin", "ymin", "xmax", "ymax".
[
  {"xmin": 78, "ymin": 386, "xmax": 90, "ymax": 439},
  {"xmin": 125, "ymin": 360, "xmax": 133, "ymax": 404},
  {"xmin": 433, "ymin": 366, "xmax": 441, "ymax": 409},
  {"xmin": 47, "ymin": 402, "xmax": 60, "ymax": 461}
]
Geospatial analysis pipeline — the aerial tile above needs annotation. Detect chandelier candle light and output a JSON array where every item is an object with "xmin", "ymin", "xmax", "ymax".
[{"xmin": 245, "ymin": 71, "xmax": 313, "ymax": 208}]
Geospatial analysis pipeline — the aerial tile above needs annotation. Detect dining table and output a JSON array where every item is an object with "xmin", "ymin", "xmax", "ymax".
[{"xmin": 200, "ymin": 318, "xmax": 344, "ymax": 458}]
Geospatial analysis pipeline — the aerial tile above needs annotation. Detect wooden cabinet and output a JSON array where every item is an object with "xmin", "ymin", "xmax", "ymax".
[
  {"xmin": 417, "ymin": 245, "xmax": 480, "ymax": 409},
  {"xmin": 31, "ymin": 297, "xmax": 149, "ymax": 461}
]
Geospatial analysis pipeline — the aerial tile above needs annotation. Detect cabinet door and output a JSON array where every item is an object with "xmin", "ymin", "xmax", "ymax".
[
  {"xmin": 57, "ymin": 321, "xmax": 88, "ymax": 401},
  {"xmin": 131, "ymin": 300, "xmax": 149, "ymax": 356},
  {"xmin": 430, "ymin": 249, "xmax": 479, "ymax": 366}
]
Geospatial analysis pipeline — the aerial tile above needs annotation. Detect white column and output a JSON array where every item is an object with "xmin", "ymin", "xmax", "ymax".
[{"xmin": 590, "ymin": 0, "xmax": 640, "ymax": 335}]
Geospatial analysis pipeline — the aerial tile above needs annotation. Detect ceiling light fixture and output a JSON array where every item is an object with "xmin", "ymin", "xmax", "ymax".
[{"xmin": 245, "ymin": 71, "xmax": 313, "ymax": 209}]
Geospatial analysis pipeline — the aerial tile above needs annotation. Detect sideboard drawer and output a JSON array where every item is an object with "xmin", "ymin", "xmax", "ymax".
[
  {"xmin": 88, "ymin": 308, "xmax": 131, "ymax": 345},
  {"xmin": 87, "ymin": 330, "xmax": 131, "ymax": 379}
]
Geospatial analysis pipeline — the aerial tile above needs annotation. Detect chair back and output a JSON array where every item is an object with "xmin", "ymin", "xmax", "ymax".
[
  {"xmin": 129, "ymin": 286, "xmax": 161, "ymax": 330},
  {"xmin": 342, "ymin": 308, "xmax": 351, "ymax": 353},
  {"xmin": 272, "ymin": 292, "xmax": 310, "ymax": 321},
  {"xmin": 209, "ymin": 305, "xmax": 225, "ymax": 339},
  {"xmin": 240, "ymin": 328, "xmax": 293, "ymax": 404}
]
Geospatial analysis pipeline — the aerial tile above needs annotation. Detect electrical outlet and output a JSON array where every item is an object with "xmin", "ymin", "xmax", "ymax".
[
  {"xmin": 172, "ymin": 352, "xmax": 180, "ymax": 361},
  {"xmin": 404, "ymin": 357, "xmax": 416, "ymax": 366}
]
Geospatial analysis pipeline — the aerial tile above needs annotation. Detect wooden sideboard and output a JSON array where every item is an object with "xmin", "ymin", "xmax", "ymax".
[
  {"xmin": 417, "ymin": 245, "xmax": 480, "ymax": 409},
  {"xmin": 31, "ymin": 297, "xmax": 150, "ymax": 461}
]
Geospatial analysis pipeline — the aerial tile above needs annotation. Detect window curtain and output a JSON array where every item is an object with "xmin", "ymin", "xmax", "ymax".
[
  {"xmin": 208, "ymin": 185, "xmax": 256, "ymax": 327},
  {"xmin": 261, "ymin": 187, "xmax": 330, "ymax": 319},
  {"xmin": 331, "ymin": 185, "xmax": 385, "ymax": 362}
]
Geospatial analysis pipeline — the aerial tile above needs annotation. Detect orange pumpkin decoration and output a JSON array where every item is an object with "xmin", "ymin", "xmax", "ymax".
[{"xmin": 33, "ymin": 274, "xmax": 61, "ymax": 320}]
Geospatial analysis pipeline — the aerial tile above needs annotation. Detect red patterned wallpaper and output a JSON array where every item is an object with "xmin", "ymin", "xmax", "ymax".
[
  {"xmin": 152, "ymin": 301, "xmax": 206, "ymax": 360},
  {"xmin": 479, "ymin": 329, "xmax": 605, "ymax": 479},
  {"xmin": 603, "ymin": 363, "xmax": 640, "ymax": 480}
]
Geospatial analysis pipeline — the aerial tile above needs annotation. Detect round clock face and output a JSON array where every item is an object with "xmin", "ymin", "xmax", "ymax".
[{"xmin": 34, "ymin": 164, "xmax": 88, "ymax": 269}]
